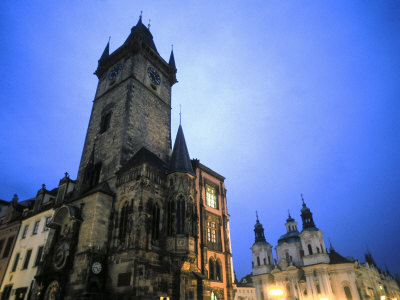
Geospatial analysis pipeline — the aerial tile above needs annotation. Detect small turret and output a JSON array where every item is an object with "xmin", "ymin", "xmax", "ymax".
[
  {"xmin": 300, "ymin": 196, "xmax": 316, "ymax": 230},
  {"xmin": 169, "ymin": 125, "xmax": 194, "ymax": 175},
  {"xmin": 99, "ymin": 40, "xmax": 109, "ymax": 61},
  {"xmin": 254, "ymin": 212, "xmax": 266, "ymax": 243},
  {"xmin": 168, "ymin": 48, "xmax": 177, "ymax": 85},
  {"xmin": 251, "ymin": 212, "xmax": 274, "ymax": 275}
]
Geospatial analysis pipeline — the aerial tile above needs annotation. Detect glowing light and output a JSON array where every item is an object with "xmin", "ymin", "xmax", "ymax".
[
  {"xmin": 269, "ymin": 289, "xmax": 284, "ymax": 296},
  {"xmin": 320, "ymin": 298, "xmax": 329, "ymax": 300},
  {"xmin": 381, "ymin": 296, "xmax": 386, "ymax": 300}
]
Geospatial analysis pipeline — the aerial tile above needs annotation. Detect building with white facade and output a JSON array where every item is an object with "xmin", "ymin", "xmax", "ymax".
[{"xmin": 251, "ymin": 198, "xmax": 400, "ymax": 300}]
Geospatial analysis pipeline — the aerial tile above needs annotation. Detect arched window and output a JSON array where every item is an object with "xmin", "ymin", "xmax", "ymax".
[
  {"xmin": 119, "ymin": 202, "xmax": 129, "ymax": 241},
  {"xmin": 263, "ymin": 258, "xmax": 266, "ymax": 265},
  {"xmin": 308, "ymin": 244, "xmax": 313, "ymax": 255},
  {"xmin": 176, "ymin": 197, "xmax": 185, "ymax": 234},
  {"xmin": 316, "ymin": 247, "xmax": 320, "ymax": 253},
  {"xmin": 316, "ymin": 283, "xmax": 321, "ymax": 294},
  {"xmin": 344, "ymin": 286, "xmax": 352, "ymax": 299},
  {"xmin": 285, "ymin": 252, "xmax": 290, "ymax": 262},
  {"xmin": 209, "ymin": 259, "xmax": 215, "ymax": 280},
  {"xmin": 257, "ymin": 256, "xmax": 260, "ymax": 266},
  {"xmin": 216, "ymin": 260, "xmax": 222, "ymax": 281},
  {"xmin": 151, "ymin": 203, "xmax": 160, "ymax": 241}
]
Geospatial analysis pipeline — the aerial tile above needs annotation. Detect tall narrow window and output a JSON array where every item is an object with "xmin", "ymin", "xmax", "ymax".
[
  {"xmin": 257, "ymin": 256, "xmax": 260, "ymax": 266},
  {"xmin": 0, "ymin": 239, "xmax": 4, "ymax": 255},
  {"xmin": 316, "ymin": 283, "xmax": 321, "ymax": 294},
  {"xmin": 151, "ymin": 203, "xmax": 160, "ymax": 241},
  {"xmin": 285, "ymin": 251, "xmax": 290, "ymax": 262},
  {"xmin": 11, "ymin": 253, "xmax": 20, "ymax": 272},
  {"xmin": 216, "ymin": 260, "xmax": 222, "ymax": 281},
  {"xmin": 207, "ymin": 222, "xmax": 216, "ymax": 244},
  {"xmin": 308, "ymin": 244, "xmax": 313, "ymax": 255},
  {"xmin": 119, "ymin": 202, "xmax": 129, "ymax": 241},
  {"xmin": 22, "ymin": 249, "xmax": 32, "ymax": 269},
  {"xmin": 209, "ymin": 259, "xmax": 215, "ymax": 280},
  {"xmin": 176, "ymin": 197, "xmax": 185, "ymax": 234},
  {"xmin": 34, "ymin": 246, "xmax": 44, "ymax": 266},
  {"xmin": 2, "ymin": 236, "xmax": 14, "ymax": 258},
  {"xmin": 32, "ymin": 221, "xmax": 40, "ymax": 235},
  {"xmin": 167, "ymin": 200, "xmax": 173, "ymax": 235},
  {"xmin": 22, "ymin": 225, "xmax": 29, "ymax": 239},
  {"xmin": 99, "ymin": 111, "xmax": 112, "ymax": 133},
  {"xmin": 205, "ymin": 184, "xmax": 218, "ymax": 209}
]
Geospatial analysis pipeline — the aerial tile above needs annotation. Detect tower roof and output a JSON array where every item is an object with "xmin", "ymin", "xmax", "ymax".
[
  {"xmin": 99, "ymin": 41, "xmax": 109, "ymax": 61},
  {"xmin": 125, "ymin": 15, "xmax": 158, "ymax": 53},
  {"xmin": 300, "ymin": 196, "xmax": 317, "ymax": 230},
  {"xmin": 169, "ymin": 125, "xmax": 195, "ymax": 175},
  {"xmin": 254, "ymin": 212, "xmax": 267, "ymax": 244},
  {"xmin": 169, "ymin": 49, "xmax": 176, "ymax": 69}
]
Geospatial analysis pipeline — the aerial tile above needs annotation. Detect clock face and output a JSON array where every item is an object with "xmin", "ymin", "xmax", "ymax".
[
  {"xmin": 147, "ymin": 66, "xmax": 161, "ymax": 85},
  {"xmin": 53, "ymin": 241, "xmax": 70, "ymax": 271},
  {"xmin": 92, "ymin": 261, "xmax": 102, "ymax": 274},
  {"xmin": 108, "ymin": 64, "xmax": 122, "ymax": 80}
]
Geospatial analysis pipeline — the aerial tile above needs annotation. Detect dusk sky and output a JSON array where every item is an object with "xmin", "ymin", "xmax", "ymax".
[{"xmin": 1, "ymin": 1, "xmax": 400, "ymax": 279}]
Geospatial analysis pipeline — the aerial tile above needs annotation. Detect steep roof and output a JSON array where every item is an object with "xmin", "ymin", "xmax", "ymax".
[
  {"xmin": 169, "ymin": 49, "xmax": 176, "ymax": 69},
  {"xmin": 125, "ymin": 16, "xmax": 158, "ymax": 53},
  {"xmin": 169, "ymin": 125, "xmax": 195, "ymax": 175},
  {"xmin": 329, "ymin": 249, "xmax": 353, "ymax": 264},
  {"xmin": 119, "ymin": 147, "xmax": 167, "ymax": 174}
]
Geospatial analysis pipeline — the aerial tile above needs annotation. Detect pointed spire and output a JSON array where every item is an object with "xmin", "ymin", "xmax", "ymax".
[
  {"xmin": 169, "ymin": 125, "xmax": 194, "ymax": 175},
  {"xmin": 329, "ymin": 239, "xmax": 335, "ymax": 252},
  {"xmin": 169, "ymin": 46, "xmax": 176, "ymax": 69},
  {"xmin": 256, "ymin": 210, "xmax": 259, "ymax": 222},
  {"xmin": 99, "ymin": 39, "xmax": 110, "ymax": 61}
]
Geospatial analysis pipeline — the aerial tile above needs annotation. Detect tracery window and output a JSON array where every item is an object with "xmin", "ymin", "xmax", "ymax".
[
  {"xmin": 119, "ymin": 202, "xmax": 129, "ymax": 241},
  {"xmin": 176, "ymin": 197, "xmax": 185, "ymax": 234},
  {"xmin": 205, "ymin": 184, "xmax": 218, "ymax": 209}
]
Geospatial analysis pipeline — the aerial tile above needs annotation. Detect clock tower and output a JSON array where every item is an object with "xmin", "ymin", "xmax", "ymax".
[{"xmin": 76, "ymin": 15, "xmax": 177, "ymax": 192}]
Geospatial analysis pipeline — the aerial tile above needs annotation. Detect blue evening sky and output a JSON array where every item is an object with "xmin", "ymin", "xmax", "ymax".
[{"xmin": 1, "ymin": 1, "xmax": 399, "ymax": 279}]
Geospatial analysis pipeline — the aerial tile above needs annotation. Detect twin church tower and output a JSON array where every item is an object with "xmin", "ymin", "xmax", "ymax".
[{"xmin": 32, "ymin": 16, "xmax": 235, "ymax": 300}]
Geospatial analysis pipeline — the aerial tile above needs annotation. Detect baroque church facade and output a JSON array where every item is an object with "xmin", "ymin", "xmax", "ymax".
[
  {"xmin": 0, "ymin": 16, "xmax": 237, "ymax": 300},
  {"xmin": 251, "ymin": 199, "xmax": 400, "ymax": 300}
]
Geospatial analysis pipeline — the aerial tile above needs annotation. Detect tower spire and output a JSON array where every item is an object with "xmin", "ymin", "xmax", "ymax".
[
  {"xmin": 169, "ymin": 125, "xmax": 194, "ymax": 175},
  {"xmin": 99, "ymin": 39, "xmax": 110, "ymax": 61},
  {"xmin": 300, "ymin": 195, "xmax": 316, "ymax": 230}
]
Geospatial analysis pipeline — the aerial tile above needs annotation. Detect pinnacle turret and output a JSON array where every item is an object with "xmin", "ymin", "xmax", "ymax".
[{"xmin": 169, "ymin": 125, "xmax": 194, "ymax": 175}]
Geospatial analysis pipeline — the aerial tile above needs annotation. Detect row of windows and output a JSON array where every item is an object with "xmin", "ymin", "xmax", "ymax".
[
  {"xmin": 11, "ymin": 245, "xmax": 44, "ymax": 272},
  {"xmin": 21, "ymin": 216, "xmax": 52, "ymax": 239}
]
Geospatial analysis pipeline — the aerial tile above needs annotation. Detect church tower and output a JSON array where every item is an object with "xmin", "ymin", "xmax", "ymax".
[
  {"xmin": 298, "ymin": 197, "xmax": 329, "ymax": 265},
  {"xmin": 251, "ymin": 214, "xmax": 274, "ymax": 275},
  {"xmin": 76, "ymin": 15, "xmax": 177, "ymax": 192},
  {"xmin": 32, "ymin": 15, "xmax": 236, "ymax": 300}
]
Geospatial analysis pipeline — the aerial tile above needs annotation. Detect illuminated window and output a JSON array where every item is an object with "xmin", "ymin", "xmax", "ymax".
[
  {"xmin": 205, "ymin": 185, "xmax": 218, "ymax": 209},
  {"xmin": 207, "ymin": 222, "xmax": 216, "ymax": 243}
]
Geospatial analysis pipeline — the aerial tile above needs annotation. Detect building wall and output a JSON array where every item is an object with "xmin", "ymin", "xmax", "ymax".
[
  {"xmin": 0, "ymin": 221, "xmax": 20, "ymax": 290},
  {"xmin": 0, "ymin": 209, "xmax": 53, "ymax": 300}
]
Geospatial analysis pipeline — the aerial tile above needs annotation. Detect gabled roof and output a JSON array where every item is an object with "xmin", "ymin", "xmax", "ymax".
[
  {"xmin": 118, "ymin": 147, "xmax": 167, "ymax": 174},
  {"xmin": 169, "ymin": 125, "xmax": 195, "ymax": 175}
]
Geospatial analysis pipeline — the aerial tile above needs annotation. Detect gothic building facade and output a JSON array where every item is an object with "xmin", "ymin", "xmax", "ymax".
[
  {"xmin": 23, "ymin": 16, "xmax": 236, "ymax": 300},
  {"xmin": 251, "ymin": 199, "xmax": 400, "ymax": 300}
]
